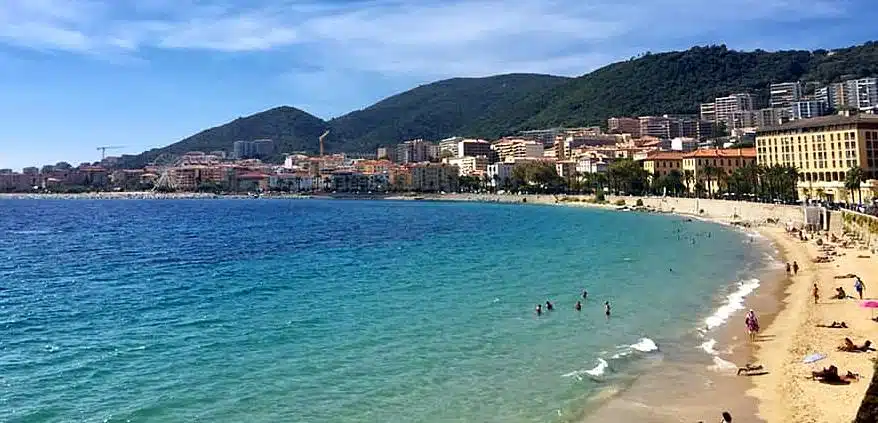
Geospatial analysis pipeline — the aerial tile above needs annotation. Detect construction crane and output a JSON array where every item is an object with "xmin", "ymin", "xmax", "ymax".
[
  {"xmin": 318, "ymin": 130, "xmax": 330, "ymax": 156},
  {"xmin": 96, "ymin": 146, "xmax": 125, "ymax": 160}
]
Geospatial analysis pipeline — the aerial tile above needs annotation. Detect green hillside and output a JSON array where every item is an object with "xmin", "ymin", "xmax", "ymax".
[
  {"xmin": 119, "ymin": 106, "xmax": 329, "ymax": 168},
  {"xmin": 328, "ymin": 73, "xmax": 570, "ymax": 151},
  {"xmin": 121, "ymin": 42, "xmax": 878, "ymax": 167},
  {"xmin": 523, "ymin": 42, "xmax": 878, "ymax": 129}
]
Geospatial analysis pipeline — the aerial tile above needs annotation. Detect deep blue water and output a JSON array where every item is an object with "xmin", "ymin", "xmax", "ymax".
[{"xmin": 0, "ymin": 200, "xmax": 768, "ymax": 422}]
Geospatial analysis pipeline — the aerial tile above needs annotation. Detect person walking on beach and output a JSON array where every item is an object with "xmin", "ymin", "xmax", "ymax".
[
  {"xmin": 793, "ymin": 261, "xmax": 799, "ymax": 275},
  {"xmin": 813, "ymin": 283, "xmax": 820, "ymax": 304},
  {"xmin": 855, "ymin": 277, "xmax": 866, "ymax": 300},
  {"xmin": 745, "ymin": 309, "xmax": 759, "ymax": 342},
  {"xmin": 574, "ymin": 301, "xmax": 582, "ymax": 311},
  {"xmin": 604, "ymin": 301, "xmax": 611, "ymax": 318},
  {"xmin": 786, "ymin": 262, "xmax": 791, "ymax": 274}
]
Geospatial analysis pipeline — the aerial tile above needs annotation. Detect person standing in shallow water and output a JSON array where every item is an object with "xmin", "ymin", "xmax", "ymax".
[
  {"xmin": 535, "ymin": 304, "xmax": 542, "ymax": 316},
  {"xmin": 582, "ymin": 289, "xmax": 588, "ymax": 300},
  {"xmin": 574, "ymin": 301, "xmax": 582, "ymax": 311},
  {"xmin": 604, "ymin": 301, "xmax": 611, "ymax": 318}
]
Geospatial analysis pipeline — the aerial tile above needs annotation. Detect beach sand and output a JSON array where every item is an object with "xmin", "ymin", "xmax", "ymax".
[{"xmin": 747, "ymin": 227, "xmax": 878, "ymax": 423}]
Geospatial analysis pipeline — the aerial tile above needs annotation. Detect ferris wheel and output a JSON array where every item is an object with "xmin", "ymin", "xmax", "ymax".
[{"xmin": 151, "ymin": 153, "xmax": 181, "ymax": 191}]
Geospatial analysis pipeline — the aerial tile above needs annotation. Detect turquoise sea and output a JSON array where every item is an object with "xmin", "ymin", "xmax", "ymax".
[{"xmin": 0, "ymin": 200, "xmax": 773, "ymax": 422}]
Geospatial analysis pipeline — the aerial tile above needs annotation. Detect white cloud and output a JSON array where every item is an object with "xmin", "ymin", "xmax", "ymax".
[{"xmin": 0, "ymin": 0, "xmax": 853, "ymax": 77}]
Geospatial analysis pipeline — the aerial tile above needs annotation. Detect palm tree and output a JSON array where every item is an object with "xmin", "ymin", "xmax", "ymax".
[
  {"xmin": 702, "ymin": 165, "xmax": 717, "ymax": 198},
  {"xmin": 784, "ymin": 166, "xmax": 800, "ymax": 202},
  {"xmin": 683, "ymin": 170, "xmax": 694, "ymax": 197},
  {"xmin": 845, "ymin": 166, "xmax": 865, "ymax": 205}
]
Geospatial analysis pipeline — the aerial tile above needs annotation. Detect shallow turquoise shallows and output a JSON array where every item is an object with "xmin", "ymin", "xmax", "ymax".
[{"xmin": 0, "ymin": 200, "xmax": 768, "ymax": 422}]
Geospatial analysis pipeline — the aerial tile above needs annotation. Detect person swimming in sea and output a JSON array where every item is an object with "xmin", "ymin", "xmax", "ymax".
[
  {"xmin": 604, "ymin": 301, "xmax": 611, "ymax": 318},
  {"xmin": 574, "ymin": 301, "xmax": 582, "ymax": 311},
  {"xmin": 535, "ymin": 304, "xmax": 542, "ymax": 316},
  {"xmin": 545, "ymin": 300, "xmax": 554, "ymax": 311}
]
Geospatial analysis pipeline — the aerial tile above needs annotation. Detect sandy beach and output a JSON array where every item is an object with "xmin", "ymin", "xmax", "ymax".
[{"xmin": 747, "ymin": 226, "xmax": 878, "ymax": 422}]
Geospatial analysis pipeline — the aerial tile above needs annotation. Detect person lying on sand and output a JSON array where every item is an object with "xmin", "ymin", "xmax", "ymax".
[
  {"xmin": 817, "ymin": 321, "xmax": 848, "ymax": 328},
  {"xmin": 811, "ymin": 365, "xmax": 859, "ymax": 384},
  {"xmin": 736, "ymin": 364, "xmax": 764, "ymax": 375},
  {"xmin": 838, "ymin": 338, "xmax": 874, "ymax": 352}
]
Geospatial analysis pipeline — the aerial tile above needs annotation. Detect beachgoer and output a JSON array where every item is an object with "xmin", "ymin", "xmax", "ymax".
[
  {"xmin": 582, "ymin": 289, "xmax": 588, "ymax": 300},
  {"xmin": 721, "ymin": 411, "xmax": 732, "ymax": 422},
  {"xmin": 604, "ymin": 301, "xmax": 611, "ymax": 318},
  {"xmin": 786, "ymin": 263, "xmax": 791, "ymax": 274},
  {"xmin": 855, "ymin": 277, "xmax": 866, "ymax": 300},
  {"xmin": 574, "ymin": 301, "xmax": 582, "ymax": 311},
  {"xmin": 835, "ymin": 287, "xmax": 847, "ymax": 299},
  {"xmin": 535, "ymin": 304, "xmax": 542, "ymax": 316},
  {"xmin": 546, "ymin": 301, "xmax": 554, "ymax": 311},
  {"xmin": 793, "ymin": 261, "xmax": 799, "ymax": 275},
  {"xmin": 813, "ymin": 284, "xmax": 819, "ymax": 304},
  {"xmin": 745, "ymin": 309, "xmax": 759, "ymax": 342}
]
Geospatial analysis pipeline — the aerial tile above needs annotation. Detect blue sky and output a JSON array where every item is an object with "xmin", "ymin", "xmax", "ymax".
[{"xmin": 0, "ymin": 0, "xmax": 876, "ymax": 170}]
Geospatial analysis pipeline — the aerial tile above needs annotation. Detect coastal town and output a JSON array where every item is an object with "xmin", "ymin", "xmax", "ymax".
[{"xmin": 2, "ymin": 77, "xmax": 877, "ymax": 209}]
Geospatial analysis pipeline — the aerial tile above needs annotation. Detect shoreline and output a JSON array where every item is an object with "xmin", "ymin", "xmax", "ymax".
[{"xmin": 6, "ymin": 191, "xmax": 874, "ymax": 421}]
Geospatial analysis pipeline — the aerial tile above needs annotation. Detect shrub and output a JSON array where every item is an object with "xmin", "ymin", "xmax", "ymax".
[
  {"xmin": 595, "ymin": 191, "xmax": 606, "ymax": 203},
  {"xmin": 635, "ymin": 199, "xmax": 644, "ymax": 207},
  {"xmin": 615, "ymin": 199, "xmax": 626, "ymax": 206}
]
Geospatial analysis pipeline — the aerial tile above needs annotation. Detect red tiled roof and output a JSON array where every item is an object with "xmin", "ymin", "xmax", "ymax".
[
  {"xmin": 645, "ymin": 151, "xmax": 684, "ymax": 160},
  {"xmin": 682, "ymin": 148, "xmax": 756, "ymax": 158},
  {"xmin": 237, "ymin": 172, "xmax": 269, "ymax": 180}
]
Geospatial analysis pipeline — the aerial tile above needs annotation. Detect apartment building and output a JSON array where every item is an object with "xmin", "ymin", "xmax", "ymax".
[
  {"xmin": 438, "ymin": 137, "xmax": 465, "ymax": 157},
  {"xmin": 491, "ymin": 139, "xmax": 544, "ymax": 162},
  {"xmin": 445, "ymin": 156, "xmax": 489, "ymax": 177},
  {"xmin": 410, "ymin": 163, "xmax": 459, "ymax": 192},
  {"xmin": 700, "ymin": 102, "xmax": 717, "ymax": 122},
  {"xmin": 714, "ymin": 93, "xmax": 755, "ymax": 129},
  {"xmin": 792, "ymin": 100, "xmax": 827, "ymax": 120},
  {"xmin": 756, "ymin": 113, "xmax": 878, "ymax": 202},
  {"xmin": 487, "ymin": 162, "xmax": 515, "ymax": 188},
  {"xmin": 642, "ymin": 151, "xmax": 684, "ymax": 179},
  {"xmin": 682, "ymin": 148, "xmax": 757, "ymax": 194},
  {"xmin": 397, "ymin": 139, "xmax": 438, "ymax": 164},
  {"xmin": 769, "ymin": 82, "xmax": 802, "ymax": 110},
  {"xmin": 458, "ymin": 139, "xmax": 492, "ymax": 158},
  {"xmin": 849, "ymin": 77, "xmax": 878, "ymax": 111},
  {"xmin": 639, "ymin": 116, "xmax": 674, "ymax": 139},
  {"xmin": 608, "ymin": 117, "xmax": 641, "ymax": 136}
]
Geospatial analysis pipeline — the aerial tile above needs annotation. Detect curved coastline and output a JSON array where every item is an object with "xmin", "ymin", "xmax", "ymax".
[{"xmin": 6, "ymin": 191, "xmax": 871, "ymax": 422}]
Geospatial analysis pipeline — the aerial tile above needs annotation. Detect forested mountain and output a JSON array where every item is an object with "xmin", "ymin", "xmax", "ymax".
[{"xmin": 121, "ymin": 42, "xmax": 878, "ymax": 166}]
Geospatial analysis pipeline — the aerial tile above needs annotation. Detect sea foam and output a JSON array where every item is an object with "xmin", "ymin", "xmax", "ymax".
[{"xmin": 703, "ymin": 278, "xmax": 760, "ymax": 331}]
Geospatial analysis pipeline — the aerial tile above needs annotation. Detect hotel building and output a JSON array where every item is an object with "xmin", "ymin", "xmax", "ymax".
[
  {"xmin": 682, "ymin": 148, "xmax": 757, "ymax": 194},
  {"xmin": 491, "ymin": 139, "xmax": 544, "ymax": 162},
  {"xmin": 755, "ymin": 113, "xmax": 878, "ymax": 202},
  {"xmin": 642, "ymin": 151, "xmax": 684, "ymax": 179}
]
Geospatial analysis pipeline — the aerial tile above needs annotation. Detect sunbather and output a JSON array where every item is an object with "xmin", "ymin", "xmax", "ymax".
[
  {"xmin": 817, "ymin": 321, "xmax": 848, "ymax": 328},
  {"xmin": 838, "ymin": 338, "xmax": 873, "ymax": 352},
  {"xmin": 812, "ymin": 365, "xmax": 859, "ymax": 384},
  {"xmin": 736, "ymin": 364, "xmax": 764, "ymax": 375}
]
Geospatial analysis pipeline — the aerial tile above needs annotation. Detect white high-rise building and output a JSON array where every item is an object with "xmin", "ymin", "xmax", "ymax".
[
  {"xmin": 769, "ymin": 82, "xmax": 802, "ymax": 110},
  {"xmin": 847, "ymin": 77, "xmax": 878, "ymax": 111},
  {"xmin": 714, "ymin": 93, "xmax": 754, "ymax": 129}
]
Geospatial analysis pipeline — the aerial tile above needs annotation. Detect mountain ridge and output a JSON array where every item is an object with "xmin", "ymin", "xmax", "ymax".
[{"xmin": 118, "ymin": 41, "xmax": 878, "ymax": 168}]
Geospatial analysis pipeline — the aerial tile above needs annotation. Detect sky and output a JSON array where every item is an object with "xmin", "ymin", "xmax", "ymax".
[{"xmin": 0, "ymin": 0, "xmax": 876, "ymax": 170}]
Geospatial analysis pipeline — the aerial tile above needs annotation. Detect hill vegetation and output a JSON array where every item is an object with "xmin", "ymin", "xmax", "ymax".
[{"xmin": 120, "ymin": 42, "xmax": 878, "ymax": 167}]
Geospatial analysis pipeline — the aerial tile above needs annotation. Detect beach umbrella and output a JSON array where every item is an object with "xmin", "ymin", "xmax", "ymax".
[{"xmin": 860, "ymin": 300, "xmax": 878, "ymax": 318}]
